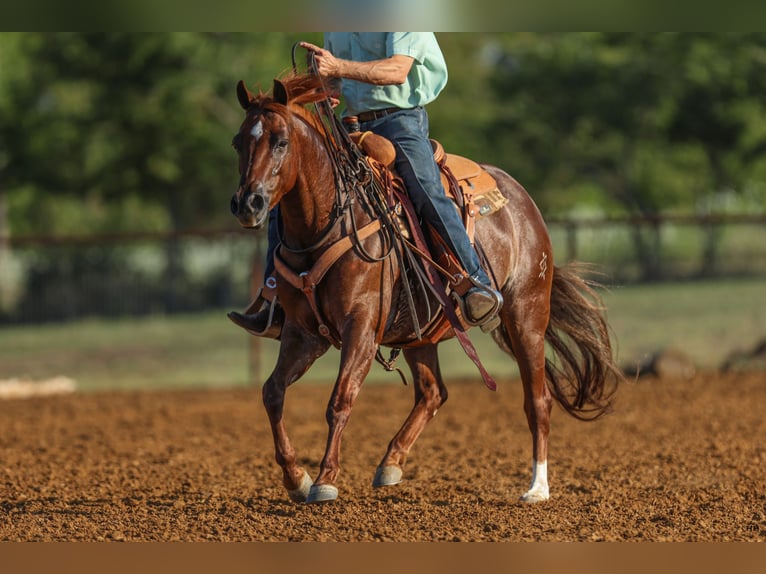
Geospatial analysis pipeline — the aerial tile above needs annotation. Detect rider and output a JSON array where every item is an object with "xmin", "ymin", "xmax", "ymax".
[{"xmin": 228, "ymin": 32, "xmax": 503, "ymax": 337}]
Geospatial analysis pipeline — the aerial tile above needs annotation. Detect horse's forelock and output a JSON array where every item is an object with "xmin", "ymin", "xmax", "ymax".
[
  {"xmin": 274, "ymin": 73, "xmax": 330, "ymax": 106},
  {"xmin": 241, "ymin": 74, "xmax": 327, "ymax": 136},
  {"xmin": 247, "ymin": 76, "xmax": 325, "ymax": 109}
]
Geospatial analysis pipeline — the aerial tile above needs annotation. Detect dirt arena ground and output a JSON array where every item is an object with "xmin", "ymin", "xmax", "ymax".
[{"xmin": 1, "ymin": 370, "xmax": 764, "ymax": 542}]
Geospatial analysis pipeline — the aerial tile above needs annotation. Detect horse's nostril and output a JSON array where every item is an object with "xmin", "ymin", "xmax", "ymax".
[
  {"xmin": 248, "ymin": 193, "xmax": 265, "ymax": 212},
  {"xmin": 230, "ymin": 195, "xmax": 238, "ymax": 215}
]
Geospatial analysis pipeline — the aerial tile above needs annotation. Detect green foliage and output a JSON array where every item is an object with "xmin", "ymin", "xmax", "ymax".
[
  {"xmin": 1, "ymin": 32, "xmax": 321, "ymax": 235},
  {"xmin": 481, "ymin": 33, "xmax": 766, "ymax": 217},
  {"xmin": 2, "ymin": 32, "xmax": 766, "ymax": 239}
]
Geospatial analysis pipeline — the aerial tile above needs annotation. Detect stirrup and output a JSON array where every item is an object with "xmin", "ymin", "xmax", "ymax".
[
  {"xmin": 243, "ymin": 275, "xmax": 278, "ymax": 314},
  {"xmin": 478, "ymin": 312, "xmax": 501, "ymax": 333},
  {"xmin": 452, "ymin": 279, "xmax": 503, "ymax": 332},
  {"xmin": 227, "ymin": 276, "xmax": 282, "ymax": 339}
]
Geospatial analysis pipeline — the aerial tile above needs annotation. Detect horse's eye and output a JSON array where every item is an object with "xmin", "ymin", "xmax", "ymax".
[
  {"xmin": 231, "ymin": 135, "xmax": 241, "ymax": 151},
  {"xmin": 276, "ymin": 139, "xmax": 289, "ymax": 149}
]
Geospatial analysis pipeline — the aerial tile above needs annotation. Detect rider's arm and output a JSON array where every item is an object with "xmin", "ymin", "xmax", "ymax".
[{"xmin": 299, "ymin": 41, "xmax": 413, "ymax": 86}]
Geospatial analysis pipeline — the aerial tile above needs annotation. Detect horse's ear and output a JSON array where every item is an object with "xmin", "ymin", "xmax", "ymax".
[
  {"xmin": 237, "ymin": 80, "xmax": 254, "ymax": 110},
  {"xmin": 273, "ymin": 79, "xmax": 289, "ymax": 105}
]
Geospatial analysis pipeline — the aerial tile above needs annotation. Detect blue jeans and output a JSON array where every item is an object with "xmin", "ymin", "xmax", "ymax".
[
  {"xmin": 363, "ymin": 106, "xmax": 490, "ymax": 286},
  {"xmin": 262, "ymin": 107, "xmax": 490, "ymax": 286},
  {"xmin": 263, "ymin": 206, "xmax": 279, "ymax": 279}
]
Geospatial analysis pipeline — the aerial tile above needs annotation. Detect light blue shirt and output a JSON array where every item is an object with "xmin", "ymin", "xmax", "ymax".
[{"xmin": 323, "ymin": 32, "xmax": 448, "ymax": 117}]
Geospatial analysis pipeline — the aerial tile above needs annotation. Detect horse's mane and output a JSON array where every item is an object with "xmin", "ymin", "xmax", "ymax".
[
  {"xmin": 248, "ymin": 72, "xmax": 331, "ymax": 132},
  {"xmin": 278, "ymin": 72, "xmax": 331, "ymax": 106}
]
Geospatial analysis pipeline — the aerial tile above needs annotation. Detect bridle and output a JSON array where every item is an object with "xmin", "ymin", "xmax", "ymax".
[{"xmin": 276, "ymin": 44, "xmax": 398, "ymax": 267}]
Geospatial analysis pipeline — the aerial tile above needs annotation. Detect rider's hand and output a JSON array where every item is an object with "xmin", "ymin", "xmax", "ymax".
[{"xmin": 299, "ymin": 41, "xmax": 340, "ymax": 78}]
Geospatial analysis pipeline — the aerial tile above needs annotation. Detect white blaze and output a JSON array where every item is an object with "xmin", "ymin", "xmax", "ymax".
[{"xmin": 250, "ymin": 120, "xmax": 263, "ymax": 141}]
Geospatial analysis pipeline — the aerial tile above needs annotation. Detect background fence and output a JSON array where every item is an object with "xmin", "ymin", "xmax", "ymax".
[
  {"xmin": 1, "ymin": 214, "xmax": 765, "ymax": 326},
  {"xmin": 547, "ymin": 213, "xmax": 766, "ymax": 283}
]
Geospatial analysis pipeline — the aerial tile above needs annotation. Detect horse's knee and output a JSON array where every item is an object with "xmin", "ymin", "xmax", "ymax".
[
  {"xmin": 325, "ymin": 405, "xmax": 350, "ymax": 428},
  {"xmin": 325, "ymin": 391, "xmax": 356, "ymax": 427},
  {"xmin": 261, "ymin": 380, "xmax": 285, "ymax": 417}
]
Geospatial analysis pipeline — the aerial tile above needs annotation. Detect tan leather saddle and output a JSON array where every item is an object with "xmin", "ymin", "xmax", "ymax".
[{"xmin": 350, "ymin": 131, "xmax": 508, "ymax": 244}]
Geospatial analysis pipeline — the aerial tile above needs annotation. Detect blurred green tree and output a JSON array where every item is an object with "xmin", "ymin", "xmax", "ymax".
[
  {"xmin": 483, "ymin": 32, "xmax": 766, "ymax": 278},
  {"xmin": 3, "ymin": 33, "xmax": 765, "ymax": 248},
  {"xmin": 1, "ymin": 32, "xmax": 321, "ymax": 236}
]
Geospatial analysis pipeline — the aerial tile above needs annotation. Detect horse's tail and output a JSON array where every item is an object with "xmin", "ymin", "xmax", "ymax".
[{"xmin": 544, "ymin": 263, "xmax": 622, "ymax": 421}]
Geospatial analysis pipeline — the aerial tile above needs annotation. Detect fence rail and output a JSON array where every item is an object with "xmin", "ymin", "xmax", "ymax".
[
  {"xmin": 1, "ymin": 213, "xmax": 764, "ymax": 325},
  {"xmin": 547, "ymin": 213, "xmax": 766, "ymax": 269}
]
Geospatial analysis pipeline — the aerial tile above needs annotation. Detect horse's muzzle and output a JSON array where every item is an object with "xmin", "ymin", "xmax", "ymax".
[{"xmin": 231, "ymin": 188, "xmax": 268, "ymax": 229}]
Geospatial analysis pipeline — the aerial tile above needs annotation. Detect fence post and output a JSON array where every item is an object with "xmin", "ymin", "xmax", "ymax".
[
  {"xmin": 565, "ymin": 221, "xmax": 578, "ymax": 262},
  {"xmin": 0, "ymin": 190, "xmax": 11, "ymax": 313},
  {"xmin": 699, "ymin": 217, "xmax": 720, "ymax": 277}
]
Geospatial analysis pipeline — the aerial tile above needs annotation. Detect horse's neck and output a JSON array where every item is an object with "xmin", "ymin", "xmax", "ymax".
[{"xmin": 279, "ymin": 129, "xmax": 339, "ymax": 249}]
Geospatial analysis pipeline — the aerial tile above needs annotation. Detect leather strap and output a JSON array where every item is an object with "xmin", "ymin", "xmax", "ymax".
[
  {"xmin": 243, "ymin": 275, "xmax": 278, "ymax": 314},
  {"xmin": 392, "ymin": 186, "xmax": 497, "ymax": 391},
  {"xmin": 274, "ymin": 219, "xmax": 383, "ymax": 347},
  {"xmin": 357, "ymin": 107, "xmax": 406, "ymax": 122}
]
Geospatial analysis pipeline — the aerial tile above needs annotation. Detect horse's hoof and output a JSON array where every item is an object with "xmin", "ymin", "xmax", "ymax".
[
  {"xmin": 519, "ymin": 489, "xmax": 550, "ymax": 504},
  {"xmin": 372, "ymin": 465, "xmax": 403, "ymax": 487},
  {"xmin": 306, "ymin": 483, "xmax": 338, "ymax": 503},
  {"xmin": 287, "ymin": 471, "xmax": 313, "ymax": 503}
]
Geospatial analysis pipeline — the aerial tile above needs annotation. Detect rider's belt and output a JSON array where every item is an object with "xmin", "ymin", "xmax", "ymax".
[{"xmin": 357, "ymin": 107, "xmax": 408, "ymax": 122}]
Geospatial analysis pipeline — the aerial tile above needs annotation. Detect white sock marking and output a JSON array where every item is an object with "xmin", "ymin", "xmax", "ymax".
[{"xmin": 527, "ymin": 459, "xmax": 549, "ymax": 499}]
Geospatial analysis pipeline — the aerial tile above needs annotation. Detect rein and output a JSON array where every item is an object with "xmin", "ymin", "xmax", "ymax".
[
  {"xmin": 273, "ymin": 49, "xmax": 406, "ymax": 348},
  {"xmin": 305, "ymin": 75, "xmax": 428, "ymax": 342},
  {"xmin": 279, "ymin": 50, "xmax": 393, "ymax": 259},
  {"xmin": 277, "ymin": 49, "xmax": 496, "ymax": 389},
  {"xmin": 277, "ymin": 49, "xmax": 422, "ymax": 343}
]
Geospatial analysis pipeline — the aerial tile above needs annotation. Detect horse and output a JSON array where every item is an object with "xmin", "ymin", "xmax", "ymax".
[{"xmin": 229, "ymin": 72, "xmax": 621, "ymax": 504}]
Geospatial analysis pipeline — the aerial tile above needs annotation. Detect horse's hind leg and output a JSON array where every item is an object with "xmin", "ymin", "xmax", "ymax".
[
  {"xmin": 262, "ymin": 329, "xmax": 330, "ymax": 503},
  {"xmin": 500, "ymin": 292, "xmax": 553, "ymax": 503},
  {"xmin": 373, "ymin": 344, "xmax": 447, "ymax": 487}
]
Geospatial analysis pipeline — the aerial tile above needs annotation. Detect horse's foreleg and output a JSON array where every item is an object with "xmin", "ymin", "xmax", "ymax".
[
  {"xmin": 263, "ymin": 385, "xmax": 313, "ymax": 502},
  {"xmin": 262, "ymin": 330, "xmax": 330, "ymax": 503},
  {"xmin": 373, "ymin": 344, "xmax": 447, "ymax": 488},
  {"xmin": 507, "ymin": 302, "xmax": 553, "ymax": 503},
  {"xmin": 307, "ymin": 330, "xmax": 378, "ymax": 503}
]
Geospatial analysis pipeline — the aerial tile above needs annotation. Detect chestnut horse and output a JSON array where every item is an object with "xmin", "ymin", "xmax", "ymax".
[{"xmin": 230, "ymin": 73, "xmax": 620, "ymax": 504}]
